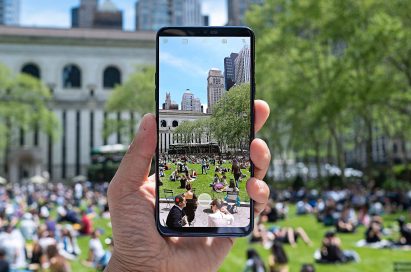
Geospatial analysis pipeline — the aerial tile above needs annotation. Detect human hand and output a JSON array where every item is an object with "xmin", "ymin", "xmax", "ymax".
[{"xmin": 105, "ymin": 100, "xmax": 271, "ymax": 272}]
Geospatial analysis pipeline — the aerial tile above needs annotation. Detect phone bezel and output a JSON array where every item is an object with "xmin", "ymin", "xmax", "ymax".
[{"xmin": 155, "ymin": 27, "xmax": 255, "ymax": 237}]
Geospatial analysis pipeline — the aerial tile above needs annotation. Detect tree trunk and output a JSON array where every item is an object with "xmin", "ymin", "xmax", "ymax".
[
  {"xmin": 330, "ymin": 125, "xmax": 346, "ymax": 183},
  {"xmin": 365, "ymin": 117, "xmax": 374, "ymax": 183}
]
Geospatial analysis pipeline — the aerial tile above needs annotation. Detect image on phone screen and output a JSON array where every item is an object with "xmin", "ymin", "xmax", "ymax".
[{"xmin": 157, "ymin": 31, "xmax": 253, "ymax": 232}]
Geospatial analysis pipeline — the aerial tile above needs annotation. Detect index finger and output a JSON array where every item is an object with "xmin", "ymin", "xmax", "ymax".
[{"xmin": 254, "ymin": 100, "xmax": 270, "ymax": 133}]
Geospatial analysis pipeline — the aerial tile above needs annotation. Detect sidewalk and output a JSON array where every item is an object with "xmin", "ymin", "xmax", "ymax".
[{"xmin": 159, "ymin": 201, "xmax": 252, "ymax": 227}]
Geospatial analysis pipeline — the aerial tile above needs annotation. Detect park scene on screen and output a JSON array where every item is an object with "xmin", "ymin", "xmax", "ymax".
[{"xmin": 158, "ymin": 36, "xmax": 252, "ymax": 228}]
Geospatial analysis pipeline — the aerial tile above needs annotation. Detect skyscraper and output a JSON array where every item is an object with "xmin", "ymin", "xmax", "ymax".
[
  {"xmin": 227, "ymin": 0, "xmax": 264, "ymax": 26},
  {"xmin": 135, "ymin": 0, "xmax": 203, "ymax": 31},
  {"xmin": 183, "ymin": 0, "xmax": 202, "ymax": 26},
  {"xmin": 207, "ymin": 69, "xmax": 225, "ymax": 114},
  {"xmin": 181, "ymin": 89, "xmax": 202, "ymax": 112},
  {"xmin": 234, "ymin": 45, "xmax": 251, "ymax": 84},
  {"xmin": 71, "ymin": 0, "xmax": 122, "ymax": 30},
  {"xmin": 224, "ymin": 52, "xmax": 238, "ymax": 91},
  {"xmin": 0, "ymin": 0, "xmax": 20, "ymax": 25}
]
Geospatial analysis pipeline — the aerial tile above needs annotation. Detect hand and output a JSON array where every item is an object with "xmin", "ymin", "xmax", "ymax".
[{"xmin": 106, "ymin": 100, "xmax": 271, "ymax": 272}]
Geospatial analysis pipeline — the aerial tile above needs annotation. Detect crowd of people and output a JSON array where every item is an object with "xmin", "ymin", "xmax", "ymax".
[
  {"xmin": 160, "ymin": 154, "xmax": 250, "ymax": 228},
  {"xmin": 243, "ymin": 184, "xmax": 411, "ymax": 271},
  {"xmin": 0, "ymin": 182, "xmax": 113, "ymax": 271}
]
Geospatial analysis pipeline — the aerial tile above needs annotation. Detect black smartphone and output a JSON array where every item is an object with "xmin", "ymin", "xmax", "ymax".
[{"xmin": 155, "ymin": 27, "xmax": 255, "ymax": 237}]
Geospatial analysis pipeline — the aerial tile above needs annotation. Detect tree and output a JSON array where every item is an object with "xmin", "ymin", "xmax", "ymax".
[
  {"xmin": 210, "ymin": 84, "xmax": 251, "ymax": 152},
  {"xmin": 247, "ymin": 0, "xmax": 409, "ymax": 184},
  {"xmin": 0, "ymin": 63, "xmax": 59, "ymax": 151},
  {"xmin": 104, "ymin": 66, "xmax": 155, "ymax": 142}
]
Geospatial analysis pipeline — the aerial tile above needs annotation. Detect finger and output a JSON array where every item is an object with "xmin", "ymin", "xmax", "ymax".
[
  {"xmin": 114, "ymin": 113, "xmax": 157, "ymax": 185},
  {"xmin": 247, "ymin": 177, "xmax": 270, "ymax": 216},
  {"xmin": 250, "ymin": 138, "xmax": 271, "ymax": 180},
  {"xmin": 254, "ymin": 100, "xmax": 270, "ymax": 133}
]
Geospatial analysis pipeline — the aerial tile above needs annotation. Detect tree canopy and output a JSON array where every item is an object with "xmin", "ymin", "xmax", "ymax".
[
  {"xmin": 246, "ymin": 0, "xmax": 411, "ymax": 182},
  {"xmin": 0, "ymin": 63, "xmax": 59, "ymax": 151}
]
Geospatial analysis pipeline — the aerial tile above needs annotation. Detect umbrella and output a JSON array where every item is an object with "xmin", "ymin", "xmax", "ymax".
[
  {"xmin": 0, "ymin": 176, "xmax": 6, "ymax": 185},
  {"xmin": 30, "ymin": 175, "xmax": 47, "ymax": 184},
  {"xmin": 72, "ymin": 175, "xmax": 87, "ymax": 183}
]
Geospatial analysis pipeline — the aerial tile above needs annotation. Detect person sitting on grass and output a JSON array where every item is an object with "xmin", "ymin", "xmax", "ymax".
[
  {"xmin": 397, "ymin": 216, "xmax": 411, "ymax": 246},
  {"xmin": 179, "ymin": 174, "xmax": 188, "ymax": 189},
  {"xmin": 365, "ymin": 216, "xmax": 383, "ymax": 244},
  {"xmin": 221, "ymin": 175, "xmax": 227, "ymax": 186},
  {"xmin": 244, "ymin": 249, "xmax": 266, "ymax": 272},
  {"xmin": 210, "ymin": 174, "xmax": 220, "ymax": 187},
  {"xmin": 336, "ymin": 204, "xmax": 357, "ymax": 233},
  {"xmin": 268, "ymin": 226, "xmax": 313, "ymax": 248},
  {"xmin": 268, "ymin": 240, "xmax": 289, "ymax": 272},
  {"xmin": 169, "ymin": 169, "xmax": 178, "ymax": 181},
  {"xmin": 317, "ymin": 231, "xmax": 359, "ymax": 264}
]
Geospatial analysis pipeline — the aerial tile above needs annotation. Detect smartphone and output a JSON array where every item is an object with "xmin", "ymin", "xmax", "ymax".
[{"xmin": 156, "ymin": 27, "xmax": 255, "ymax": 237}]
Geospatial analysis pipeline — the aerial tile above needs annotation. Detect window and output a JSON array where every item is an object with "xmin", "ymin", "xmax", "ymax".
[
  {"xmin": 103, "ymin": 66, "xmax": 121, "ymax": 89},
  {"xmin": 21, "ymin": 63, "xmax": 40, "ymax": 79},
  {"xmin": 172, "ymin": 120, "xmax": 178, "ymax": 127},
  {"xmin": 63, "ymin": 64, "xmax": 81, "ymax": 88},
  {"xmin": 161, "ymin": 120, "xmax": 167, "ymax": 127}
]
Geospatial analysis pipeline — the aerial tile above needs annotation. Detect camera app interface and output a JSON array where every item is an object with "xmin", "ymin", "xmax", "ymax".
[{"xmin": 158, "ymin": 36, "xmax": 252, "ymax": 228}]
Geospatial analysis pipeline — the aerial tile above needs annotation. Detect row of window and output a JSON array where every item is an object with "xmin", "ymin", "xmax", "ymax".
[
  {"xmin": 21, "ymin": 63, "xmax": 122, "ymax": 89},
  {"xmin": 160, "ymin": 120, "xmax": 178, "ymax": 127}
]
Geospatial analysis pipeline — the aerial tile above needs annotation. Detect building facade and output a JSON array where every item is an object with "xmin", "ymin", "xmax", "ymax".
[
  {"xmin": 159, "ymin": 109, "xmax": 210, "ymax": 153},
  {"xmin": 234, "ymin": 45, "xmax": 251, "ymax": 84},
  {"xmin": 227, "ymin": 0, "xmax": 264, "ymax": 26},
  {"xmin": 0, "ymin": 0, "xmax": 19, "ymax": 25},
  {"xmin": 72, "ymin": 0, "xmax": 122, "ymax": 30},
  {"xmin": 0, "ymin": 26, "xmax": 155, "ymax": 183},
  {"xmin": 224, "ymin": 52, "xmax": 238, "ymax": 91},
  {"xmin": 135, "ymin": 0, "xmax": 203, "ymax": 31},
  {"xmin": 207, "ymin": 68, "xmax": 225, "ymax": 114},
  {"xmin": 181, "ymin": 89, "xmax": 202, "ymax": 112}
]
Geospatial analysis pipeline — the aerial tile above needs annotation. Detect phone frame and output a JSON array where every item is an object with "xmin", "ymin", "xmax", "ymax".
[{"xmin": 155, "ymin": 26, "xmax": 255, "ymax": 237}]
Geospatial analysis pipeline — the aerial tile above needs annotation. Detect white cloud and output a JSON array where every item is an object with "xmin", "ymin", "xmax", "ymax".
[{"xmin": 160, "ymin": 51, "xmax": 209, "ymax": 77}]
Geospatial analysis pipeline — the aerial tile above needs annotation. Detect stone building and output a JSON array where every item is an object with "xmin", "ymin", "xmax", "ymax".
[{"xmin": 0, "ymin": 25, "xmax": 155, "ymax": 183}]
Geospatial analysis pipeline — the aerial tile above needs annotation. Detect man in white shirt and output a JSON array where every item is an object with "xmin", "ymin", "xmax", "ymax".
[{"xmin": 208, "ymin": 199, "xmax": 234, "ymax": 227}]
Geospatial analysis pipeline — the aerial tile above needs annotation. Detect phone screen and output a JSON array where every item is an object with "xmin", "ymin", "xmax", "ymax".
[{"xmin": 156, "ymin": 28, "xmax": 254, "ymax": 235}]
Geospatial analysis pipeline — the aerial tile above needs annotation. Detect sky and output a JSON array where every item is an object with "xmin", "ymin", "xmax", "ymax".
[
  {"xmin": 159, "ymin": 36, "xmax": 250, "ymax": 108},
  {"xmin": 20, "ymin": 0, "xmax": 228, "ymax": 30}
]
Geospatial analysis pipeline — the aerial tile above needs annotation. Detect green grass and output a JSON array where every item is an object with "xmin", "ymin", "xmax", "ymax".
[
  {"xmin": 159, "ymin": 162, "xmax": 250, "ymax": 201},
  {"xmin": 68, "ymin": 205, "xmax": 409, "ymax": 271},
  {"xmin": 220, "ymin": 205, "xmax": 410, "ymax": 272}
]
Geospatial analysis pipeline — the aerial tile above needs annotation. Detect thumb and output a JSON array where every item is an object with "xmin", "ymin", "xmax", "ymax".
[{"xmin": 114, "ymin": 113, "xmax": 157, "ymax": 185}]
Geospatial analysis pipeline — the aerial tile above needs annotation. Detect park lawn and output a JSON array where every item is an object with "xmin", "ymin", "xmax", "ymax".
[
  {"xmin": 159, "ymin": 162, "xmax": 251, "ymax": 202},
  {"xmin": 66, "ymin": 205, "xmax": 409, "ymax": 271},
  {"xmin": 220, "ymin": 205, "xmax": 410, "ymax": 272}
]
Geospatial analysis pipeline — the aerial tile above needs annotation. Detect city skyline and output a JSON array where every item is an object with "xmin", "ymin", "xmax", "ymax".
[
  {"xmin": 159, "ymin": 36, "xmax": 251, "ymax": 109},
  {"xmin": 18, "ymin": 0, "xmax": 227, "ymax": 30}
]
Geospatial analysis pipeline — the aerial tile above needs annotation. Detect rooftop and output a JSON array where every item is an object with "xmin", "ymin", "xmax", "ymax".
[{"xmin": 0, "ymin": 25, "xmax": 156, "ymax": 47}]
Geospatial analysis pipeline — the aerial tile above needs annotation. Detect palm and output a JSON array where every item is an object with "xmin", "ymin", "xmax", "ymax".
[{"xmin": 108, "ymin": 177, "xmax": 232, "ymax": 271}]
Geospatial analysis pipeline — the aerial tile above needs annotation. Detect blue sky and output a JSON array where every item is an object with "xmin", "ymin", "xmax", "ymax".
[
  {"xmin": 159, "ymin": 37, "xmax": 250, "ymax": 108},
  {"xmin": 20, "ymin": 0, "xmax": 227, "ymax": 30}
]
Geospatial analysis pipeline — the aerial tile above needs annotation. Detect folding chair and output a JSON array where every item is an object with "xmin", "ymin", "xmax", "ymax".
[
  {"xmin": 225, "ymin": 191, "xmax": 240, "ymax": 214},
  {"xmin": 163, "ymin": 189, "xmax": 174, "ymax": 208}
]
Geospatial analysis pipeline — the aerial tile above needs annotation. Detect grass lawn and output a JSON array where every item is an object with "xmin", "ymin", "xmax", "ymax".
[
  {"xmin": 159, "ymin": 162, "xmax": 250, "ymax": 202},
  {"xmin": 68, "ymin": 205, "xmax": 409, "ymax": 271},
  {"xmin": 221, "ymin": 205, "xmax": 410, "ymax": 272}
]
